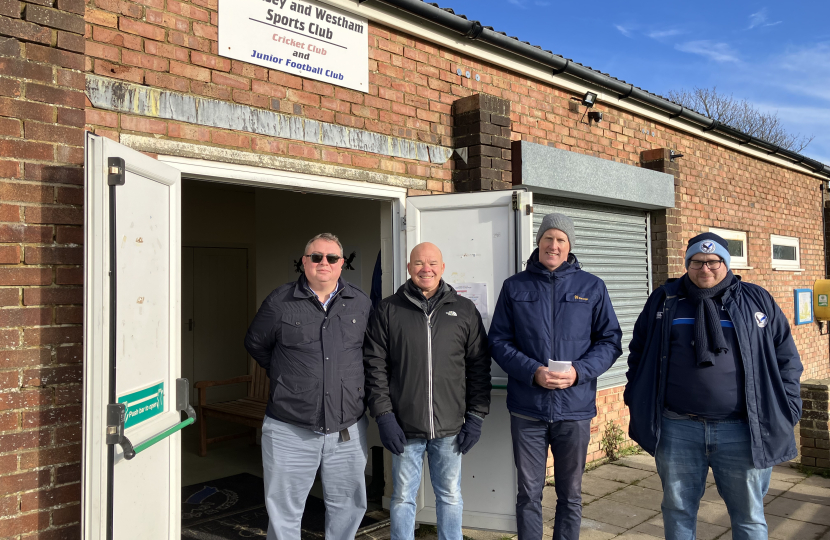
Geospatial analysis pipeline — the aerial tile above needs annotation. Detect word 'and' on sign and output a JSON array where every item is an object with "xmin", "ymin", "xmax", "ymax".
[{"xmin": 218, "ymin": 0, "xmax": 369, "ymax": 92}]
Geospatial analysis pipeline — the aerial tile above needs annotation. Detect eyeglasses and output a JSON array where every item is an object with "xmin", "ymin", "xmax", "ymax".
[
  {"xmin": 304, "ymin": 253, "xmax": 342, "ymax": 264},
  {"xmin": 689, "ymin": 259, "xmax": 723, "ymax": 270}
]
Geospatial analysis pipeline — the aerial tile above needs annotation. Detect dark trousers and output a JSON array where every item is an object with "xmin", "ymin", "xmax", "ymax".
[{"xmin": 511, "ymin": 415, "xmax": 591, "ymax": 540}]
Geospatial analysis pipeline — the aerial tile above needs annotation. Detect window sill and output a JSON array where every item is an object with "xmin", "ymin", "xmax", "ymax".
[
  {"xmin": 730, "ymin": 265, "xmax": 753, "ymax": 270},
  {"xmin": 772, "ymin": 267, "xmax": 805, "ymax": 272}
]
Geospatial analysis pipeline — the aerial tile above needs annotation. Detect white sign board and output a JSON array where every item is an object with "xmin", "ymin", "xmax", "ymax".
[{"xmin": 218, "ymin": 0, "xmax": 369, "ymax": 92}]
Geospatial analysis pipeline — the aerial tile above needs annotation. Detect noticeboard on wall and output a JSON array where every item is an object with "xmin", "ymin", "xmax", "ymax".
[
  {"xmin": 218, "ymin": 0, "xmax": 369, "ymax": 93},
  {"xmin": 794, "ymin": 288, "xmax": 814, "ymax": 325}
]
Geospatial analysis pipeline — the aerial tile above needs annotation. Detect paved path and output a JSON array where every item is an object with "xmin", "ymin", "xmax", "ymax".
[{"xmin": 357, "ymin": 455, "xmax": 830, "ymax": 539}]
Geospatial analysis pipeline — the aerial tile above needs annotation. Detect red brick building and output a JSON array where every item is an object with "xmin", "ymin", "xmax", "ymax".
[{"xmin": 0, "ymin": 0, "xmax": 827, "ymax": 536}]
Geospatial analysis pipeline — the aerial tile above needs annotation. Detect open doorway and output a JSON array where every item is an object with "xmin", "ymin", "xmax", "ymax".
[{"xmin": 179, "ymin": 178, "xmax": 389, "ymax": 538}]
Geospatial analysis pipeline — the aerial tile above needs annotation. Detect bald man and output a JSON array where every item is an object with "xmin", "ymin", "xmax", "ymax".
[{"xmin": 364, "ymin": 242, "xmax": 491, "ymax": 540}]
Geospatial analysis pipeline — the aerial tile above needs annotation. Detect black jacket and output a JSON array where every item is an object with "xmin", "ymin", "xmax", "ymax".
[
  {"xmin": 244, "ymin": 275, "xmax": 372, "ymax": 434},
  {"xmin": 363, "ymin": 280, "xmax": 491, "ymax": 439}
]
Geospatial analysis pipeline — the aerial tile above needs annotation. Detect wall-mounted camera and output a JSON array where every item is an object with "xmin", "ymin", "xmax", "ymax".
[{"xmin": 587, "ymin": 111, "xmax": 603, "ymax": 125}]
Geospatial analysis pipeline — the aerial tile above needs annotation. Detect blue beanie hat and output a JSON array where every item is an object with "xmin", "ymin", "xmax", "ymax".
[{"xmin": 685, "ymin": 232, "xmax": 731, "ymax": 270}]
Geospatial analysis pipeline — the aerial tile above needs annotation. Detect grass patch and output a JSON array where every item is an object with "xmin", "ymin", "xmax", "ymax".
[{"xmin": 415, "ymin": 525, "xmax": 438, "ymax": 537}]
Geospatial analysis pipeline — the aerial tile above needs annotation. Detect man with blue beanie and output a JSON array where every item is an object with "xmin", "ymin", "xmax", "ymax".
[{"xmin": 625, "ymin": 232, "xmax": 803, "ymax": 540}]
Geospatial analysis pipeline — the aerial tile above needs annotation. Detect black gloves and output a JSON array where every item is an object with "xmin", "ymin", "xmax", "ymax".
[
  {"xmin": 376, "ymin": 413, "xmax": 406, "ymax": 455},
  {"xmin": 456, "ymin": 413, "xmax": 483, "ymax": 454}
]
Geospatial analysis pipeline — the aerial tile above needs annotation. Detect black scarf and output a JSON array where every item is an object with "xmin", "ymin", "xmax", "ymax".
[{"xmin": 679, "ymin": 271, "xmax": 735, "ymax": 366}]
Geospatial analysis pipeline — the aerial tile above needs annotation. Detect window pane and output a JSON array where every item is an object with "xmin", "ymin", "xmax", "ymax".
[
  {"xmin": 726, "ymin": 240, "xmax": 743, "ymax": 258},
  {"xmin": 773, "ymin": 244, "xmax": 796, "ymax": 261}
]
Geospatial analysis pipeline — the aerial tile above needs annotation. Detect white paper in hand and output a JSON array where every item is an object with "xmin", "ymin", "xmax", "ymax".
[{"xmin": 548, "ymin": 360, "xmax": 572, "ymax": 373}]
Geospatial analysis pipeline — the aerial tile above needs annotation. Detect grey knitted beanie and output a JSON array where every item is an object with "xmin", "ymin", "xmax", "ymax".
[{"xmin": 536, "ymin": 213, "xmax": 575, "ymax": 248}]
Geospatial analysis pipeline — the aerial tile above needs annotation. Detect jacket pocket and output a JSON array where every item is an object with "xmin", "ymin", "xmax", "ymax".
[
  {"xmin": 561, "ymin": 292, "xmax": 593, "ymax": 339},
  {"xmin": 340, "ymin": 371, "xmax": 366, "ymax": 423},
  {"xmin": 339, "ymin": 312, "xmax": 366, "ymax": 349},
  {"xmin": 281, "ymin": 313, "xmax": 321, "ymax": 348},
  {"xmin": 272, "ymin": 375, "xmax": 319, "ymax": 425},
  {"xmin": 510, "ymin": 290, "xmax": 544, "ymax": 340}
]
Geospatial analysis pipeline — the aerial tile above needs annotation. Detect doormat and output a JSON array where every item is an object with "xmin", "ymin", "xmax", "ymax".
[{"xmin": 181, "ymin": 473, "xmax": 389, "ymax": 539}]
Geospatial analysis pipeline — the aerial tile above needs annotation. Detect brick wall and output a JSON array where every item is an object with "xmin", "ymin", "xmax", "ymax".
[
  {"xmin": 800, "ymin": 379, "xmax": 830, "ymax": 470},
  {"xmin": 0, "ymin": 0, "xmax": 86, "ymax": 534},
  {"xmin": 0, "ymin": 0, "xmax": 823, "ymax": 523}
]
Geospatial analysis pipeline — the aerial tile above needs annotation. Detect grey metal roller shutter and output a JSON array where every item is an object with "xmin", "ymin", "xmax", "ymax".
[{"xmin": 532, "ymin": 196, "xmax": 651, "ymax": 390}]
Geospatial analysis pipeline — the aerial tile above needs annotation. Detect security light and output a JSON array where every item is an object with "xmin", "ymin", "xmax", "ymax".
[
  {"xmin": 587, "ymin": 111, "xmax": 603, "ymax": 124},
  {"xmin": 581, "ymin": 92, "xmax": 597, "ymax": 108}
]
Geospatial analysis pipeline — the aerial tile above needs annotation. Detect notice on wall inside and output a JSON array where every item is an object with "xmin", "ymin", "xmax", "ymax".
[
  {"xmin": 452, "ymin": 282, "xmax": 489, "ymax": 319},
  {"xmin": 218, "ymin": 0, "xmax": 369, "ymax": 92}
]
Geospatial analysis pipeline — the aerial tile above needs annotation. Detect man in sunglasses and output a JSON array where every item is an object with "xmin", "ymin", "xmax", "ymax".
[
  {"xmin": 244, "ymin": 232, "xmax": 372, "ymax": 540},
  {"xmin": 625, "ymin": 232, "xmax": 802, "ymax": 540}
]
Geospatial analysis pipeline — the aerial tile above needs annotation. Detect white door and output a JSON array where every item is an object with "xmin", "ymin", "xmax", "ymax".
[
  {"xmin": 82, "ymin": 134, "xmax": 192, "ymax": 540},
  {"xmin": 405, "ymin": 190, "xmax": 533, "ymax": 533}
]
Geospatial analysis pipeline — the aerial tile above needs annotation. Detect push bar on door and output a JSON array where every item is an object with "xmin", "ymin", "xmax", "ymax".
[{"xmin": 106, "ymin": 378, "xmax": 197, "ymax": 460}]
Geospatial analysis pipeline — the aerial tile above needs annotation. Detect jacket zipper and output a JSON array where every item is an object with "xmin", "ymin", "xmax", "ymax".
[
  {"xmin": 549, "ymin": 274, "xmax": 555, "ymax": 422},
  {"xmin": 426, "ymin": 310, "xmax": 435, "ymax": 438}
]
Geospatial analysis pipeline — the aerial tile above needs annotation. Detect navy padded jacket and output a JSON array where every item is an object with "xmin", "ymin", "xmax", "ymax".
[{"xmin": 489, "ymin": 250, "xmax": 623, "ymax": 422}]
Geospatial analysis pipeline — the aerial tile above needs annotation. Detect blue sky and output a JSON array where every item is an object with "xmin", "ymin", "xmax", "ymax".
[{"xmin": 440, "ymin": 0, "xmax": 830, "ymax": 165}]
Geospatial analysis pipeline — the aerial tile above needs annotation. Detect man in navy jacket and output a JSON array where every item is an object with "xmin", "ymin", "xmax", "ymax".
[
  {"xmin": 625, "ymin": 232, "xmax": 802, "ymax": 540},
  {"xmin": 490, "ymin": 213, "xmax": 622, "ymax": 540}
]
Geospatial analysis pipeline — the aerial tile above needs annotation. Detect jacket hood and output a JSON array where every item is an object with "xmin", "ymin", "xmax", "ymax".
[{"xmin": 526, "ymin": 248, "xmax": 581, "ymax": 277}]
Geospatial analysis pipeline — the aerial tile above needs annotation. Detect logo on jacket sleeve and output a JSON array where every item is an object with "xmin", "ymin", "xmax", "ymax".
[
  {"xmin": 446, "ymin": 311, "xmax": 457, "ymax": 317},
  {"xmin": 754, "ymin": 312, "xmax": 768, "ymax": 328},
  {"xmin": 700, "ymin": 241, "xmax": 716, "ymax": 253}
]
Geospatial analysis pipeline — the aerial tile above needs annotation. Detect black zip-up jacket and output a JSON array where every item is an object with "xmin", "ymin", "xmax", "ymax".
[
  {"xmin": 363, "ymin": 280, "xmax": 491, "ymax": 439},
  {"xmin": 244, "ymin": 274, "xmax": 372, "ymax": 434}
]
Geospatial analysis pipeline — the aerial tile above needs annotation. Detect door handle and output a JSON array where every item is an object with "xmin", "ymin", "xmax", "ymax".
[{"xmin": 107, "ymin": 378, "xmax": 197, "ymax": 460}]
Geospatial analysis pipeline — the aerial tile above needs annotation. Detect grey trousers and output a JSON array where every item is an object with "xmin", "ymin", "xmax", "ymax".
[{"xmin": 261, "ymin": 415, "xmax": 368, "ymax": 540}]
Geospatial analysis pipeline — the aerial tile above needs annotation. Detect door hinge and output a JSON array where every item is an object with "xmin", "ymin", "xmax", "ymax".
[
  {"xmin": 401, "ymin": 216, "xmax": 407, "ymax": 228},
  {"xmin": 512, "ymin": 192, "xmax": 519, "ymax": 210},
  {"xmin": 107, "ymin": 157, "xmax": 125, "ymax": 186}
]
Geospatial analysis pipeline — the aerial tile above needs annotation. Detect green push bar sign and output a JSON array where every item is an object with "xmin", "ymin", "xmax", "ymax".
[{"xmin": 118, "ymin": 381, "xmax": 164, "ymax": 429}]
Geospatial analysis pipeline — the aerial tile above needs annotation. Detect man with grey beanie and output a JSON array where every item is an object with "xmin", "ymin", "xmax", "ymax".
[
  {"xmin": 625, "ymin": 232, "xmax": 802, "ymax": 539},
  {"xmin": 490, "ymin": 213, "xmax": 622, "ymax": 539}
]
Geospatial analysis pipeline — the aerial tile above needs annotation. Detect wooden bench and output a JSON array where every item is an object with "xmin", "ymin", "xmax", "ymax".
[{"xmin": 194, "ymin": 359, "xmax": 270, "ymax": 457}]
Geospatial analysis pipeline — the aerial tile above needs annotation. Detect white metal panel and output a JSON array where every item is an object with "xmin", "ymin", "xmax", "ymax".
[
  {"xmin": 406, "ymin": 190, "xmax": 531, "ymax": 533},
  {"xmin": 532, "ymin": 196, "xmax": 650, "ymax": 390},
  {"xmin": 83, "ymin": 134, "xmax": 182, "ymax": 540}
]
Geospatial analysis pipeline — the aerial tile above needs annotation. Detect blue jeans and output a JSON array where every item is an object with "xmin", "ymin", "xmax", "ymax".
[
  {"xmin": 390, "ymin": 436, "xmax": 463, "ymax": 540},
  {"xmin": 511, "ymin": 415, "xmax": 591, "ymax": 540},
  {"xmin": 656, "ymin": 414, "xmax": 771, "ymax": 540}
]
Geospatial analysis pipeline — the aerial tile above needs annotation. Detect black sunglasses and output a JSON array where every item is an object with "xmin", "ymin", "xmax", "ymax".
[{"xmin": 304, "ymin": 253, "xmax": 342, "ymax": 264}]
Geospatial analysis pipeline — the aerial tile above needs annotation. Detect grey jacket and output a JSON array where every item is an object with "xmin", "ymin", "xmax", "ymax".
[{"xmin": 244, "ymin": 274, "xmax": 372, "ymax": 434}]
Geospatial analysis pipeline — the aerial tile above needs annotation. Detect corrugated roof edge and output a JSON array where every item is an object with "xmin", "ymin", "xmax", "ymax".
[{"xmin": 374, "ymin": 0, "xmax": 830, "ymax": 178}]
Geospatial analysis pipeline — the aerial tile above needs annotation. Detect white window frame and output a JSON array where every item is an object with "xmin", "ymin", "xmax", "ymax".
[
  {"xmin": 770, "ymin": 234, "xmax": 801, "ymax": 271},
  {"xmin": 709, "ymin": 227, "xmax": 749, "ymax": 269}
]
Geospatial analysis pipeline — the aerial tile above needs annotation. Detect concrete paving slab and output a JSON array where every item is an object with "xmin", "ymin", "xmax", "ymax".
[
  {"xmin": 587, "ymin": 464, "xmax": 654, "ymax": 484},
  {"xmin": 771, "ymin": 464, "xmax": 806, "ymax": 483},
  {"xmin": 615, "ymin": 454, "xmax": 658, "ymax": 473},
  {"xmin": 781, "ymin": 481, "xmax": 830, "ymax": 506},
  {"xmin": 696, "ymin": 500, "xmax": 733, "ymax": 527},
  {"xmin": 628, "ymin": 521, "xmax": 666, "ymax": 538},
  {"xmin": 581, "ymin": 475, "xmax": 628, "ymax": 497},
  {"xmin": 765, "ymin": 496, "xmax": 830, "ymax": 526},
  {"xmin": 819, "ymin": 528, "xmax": 830, "ymax": 540},
  {"xmin": 615, "ymin": 532, "xmax": 662, "ymax": 539},
  {"xmin": 581, "ymin": 498, "xmax": 659, "ymax": 529},
  {"xmin": 606, "ymin": 485, "xmax": 664, "ymax": 512},
  {"xmin": 640, "ymin": 514, "xmax": 728, "ymax": 540},
  {"xmin": 541, "ymin": 486, "xmax": 557, "ymax": 508},
  {"xmin": 764, "ymin": 494, "xmax": 776, "ymax": 505},
  {"xmin": 579, "ymin": 518, "xmax": 626, "ymax": 536},
  {"xmin": 701, "ymin": 483, "xmax": 722, "ymax": 502},
  {"xmin": 766, "ymin": 514, "xmax": 829, "ymax": 540},
  {"xmin": 542, "ymin": 505, "xmax": 555, "ymax": 522},
  {"xmin": 802, "ymin": 474, "xmax": 830, "ymax": 489},
  {"xmin": 636, "ymin": 474, "xmax": 664, "ymax": 492},
  {"xmin": 767, "ymin": 478, "xmax": 794, "ymax": 496}
]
